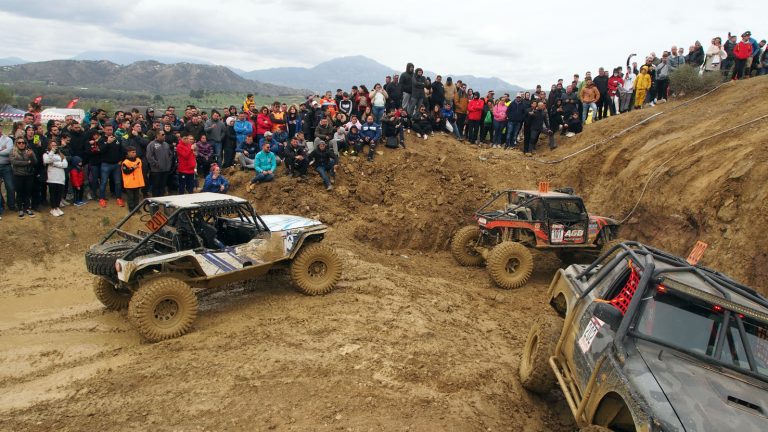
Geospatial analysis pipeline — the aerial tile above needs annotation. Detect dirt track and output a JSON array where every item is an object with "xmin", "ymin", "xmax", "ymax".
[{"xmin": 1, "ymin": 77, "xmax": 766, "ymax": 431}]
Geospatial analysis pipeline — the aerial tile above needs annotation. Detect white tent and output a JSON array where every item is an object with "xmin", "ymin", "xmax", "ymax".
[
  {"xmin": 40, "ymin": 108, "xmax": 86, "ymax": 122},
  {"xmin": 0, "ymin": 104, "xmax": 25, "ymax": 120}
]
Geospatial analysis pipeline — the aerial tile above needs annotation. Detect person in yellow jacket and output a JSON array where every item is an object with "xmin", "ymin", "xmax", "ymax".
[
  {"xmin": 243, "ymin": 93, "xmax": 255, "ymax": 113},
  {"xmin": 121, "ymin": 146, "xmax": 146, "ymax": 212},
  {"xmin": 633, "ymin": 67, "xmax": 652, "ymax": 109}
]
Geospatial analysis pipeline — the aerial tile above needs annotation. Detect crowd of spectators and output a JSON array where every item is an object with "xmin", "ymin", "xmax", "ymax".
[{"xmin": 0, "ymin": 29, "xmax": 763, "ymax": 220}]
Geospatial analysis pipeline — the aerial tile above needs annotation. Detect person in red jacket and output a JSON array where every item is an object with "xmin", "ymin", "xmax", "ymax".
[
  {"xmin": 176, "ymin": 133, "xmax": 197, "ymax": 194},
  {"xmin": 732, "ymin": 32, "xmax": 754, "ymax": 80},
  {"xmin": 466, "ymin": 92, "xmax": 485, "ymax": 144},
  {"xmin": 607, "ymin": 69, "xmax": 625, "ymax": 115},
  {"xmin": 254, "ymin": 106, "xmax": 273, "ymax": 143},
  {"xmin": 69, "ymin": 156, "xmax": 86, "ymax": 206}
]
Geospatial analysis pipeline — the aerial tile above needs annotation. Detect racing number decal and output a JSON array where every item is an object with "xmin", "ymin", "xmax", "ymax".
[
  {"xmin": 551, "ymin": 224, "xmax": 565, "ymax": 243},
  {"xmin": 146, "ymin": 212, "xmax": 168, "ymax": 232},
  {"xmin": 578, "ymin": 316, "xmax": 605, "ymax": 353}
]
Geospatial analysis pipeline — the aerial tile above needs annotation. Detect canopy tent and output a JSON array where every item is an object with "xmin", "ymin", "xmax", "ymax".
[
  {"xmin": 40, "ymin": 108, "xmax": 85, "ymax": 122},
  {"xmin": 0, "ymin": 104, "xmax": 25, "ymax": 120}
]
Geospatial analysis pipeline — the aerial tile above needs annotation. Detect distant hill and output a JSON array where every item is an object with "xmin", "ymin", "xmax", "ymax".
[
  {"xmin": 0, "ymin": 57, "xmax": 28, "ymax": 66},
  {"xmin": 0, "ymin": 60, "xmax": 307, "ymax": 96},
  {"xmin": 239, "ymin": 55, "xmax": 524, "ymax": 94},
  {"xmin": 72, "ymin": 50, "xmax": 214, "ymax": 66}
]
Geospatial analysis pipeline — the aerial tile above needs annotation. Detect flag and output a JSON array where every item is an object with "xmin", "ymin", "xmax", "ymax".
[
  {"xmin": 66, "ymin": 98, "xmax": 80, "ymax": 109},
  {"xmin": 32, "ymin": 95, "xmax": 43, "ymax": 105}
]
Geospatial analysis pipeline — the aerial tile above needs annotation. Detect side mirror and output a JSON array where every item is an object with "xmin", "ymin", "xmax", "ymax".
[{"xmin": 593, "ymin": 302, "xmax": 623, "ymax": 330}]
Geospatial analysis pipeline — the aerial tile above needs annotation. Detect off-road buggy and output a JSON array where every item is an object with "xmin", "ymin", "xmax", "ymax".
[
  {"xmin": 519, "ymin": 241, "xmax": 768, "ymax": 431},
  {"xmin": 450, "ymin": 185, "xmax": 621, "ymax": 289},
  {"xmin": 85, "ymin": 192, "xmax": 342, "ymax": 342}
]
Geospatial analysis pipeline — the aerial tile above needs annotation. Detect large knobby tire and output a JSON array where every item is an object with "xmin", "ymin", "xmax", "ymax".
[
  {"xmin": 85, "ymin": 240, "xmax": 153, "ymax": 277},
  {"xmin": 450, "ymin": 225, "xmax": 484, "ymax": 266},
  {"xmin": 128, "ymin": 277, "xmax": 198, "ymax": 342},
  {"xmin": 601, "ymin": 238, "xmax": 628, "ymax": 263},
  {"xmin": 93, "ymin": 278, "xmax": 132, "ymax": 310},
  {"xmin": 579, "ymin": 425, "xmax": 614, "ymax": 432},
  {"xmin": 519, "ymin": 314, "xmax": 564, "ymax": 393},
  {"xmin": 290, "ymin": 243, "xmax": 342, "ymax": 295},
  {"xmin": 487, "ymin": 242, "xmax": 534, "ymax": 289}
]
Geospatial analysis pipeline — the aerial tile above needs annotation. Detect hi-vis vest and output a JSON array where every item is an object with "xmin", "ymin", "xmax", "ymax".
[{"xmin": 121, "ymin": 158, "xmax": 145, "ymax": 189}]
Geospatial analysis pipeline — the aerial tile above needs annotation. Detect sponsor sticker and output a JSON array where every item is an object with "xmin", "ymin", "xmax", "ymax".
[
  {"xmin": 478, "ymin": 217, "xmax": 487, "ymax": 225},
  {"xmin": 578, "ymin": 316, "xmax": 605, "ymax": 353}
]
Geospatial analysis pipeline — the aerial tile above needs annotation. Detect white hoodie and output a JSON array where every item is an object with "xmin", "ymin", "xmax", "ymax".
[{"xmin": 43, "ymin": 150, "xmax": 68, "ymax": 184}]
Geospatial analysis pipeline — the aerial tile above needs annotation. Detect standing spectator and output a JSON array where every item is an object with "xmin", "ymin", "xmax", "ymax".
[
  {"xmin": 732, "ymin": 32, "xmax": 754, "ymax": 80},
  {"xmin": 491, "ymin": 99, "xmax": 507, "ymax": 148},
  {"xmin": 593, "ymin": 68, "xmax": 610, "ymax": 120},
  {"xmin": 359, "ymin": 115, "xmax": 382, "ymax": 161},
  {"xmin": 619, "ymin": 70, "xmax": 635, "ymax": 112},
  {"xmin": 283, "ymin": 136, "xmax": 309, "ymax": 177},
  {"xmin": 430, "ymin": 75, "xmax": 445, "ymax": 110},
  {"xmin": 202, "ymin": 164, "xmax": 229, "ymax": 193},
  {"xmin": 668, "ymin": 46, "xmax": 685, "ymax": 70},
  {"xmin": 356, "ymin": 85, "xmax": 371, "ymax": 118},
  {"xmin": 722, "ymin": 34, "xmax": 738, "ymax": 74},
  {"xmin": 454, "ymin": 85, "xmax": 469, "ymax": 138},
  {"xmin": 183, "ymin": 115, "xmax": 204, "ymax": 141},
  {"xmin": 607, "ymin": 69, "xmax": 625, "ymax": 114},
  {"xmin": 0, "ymin": 128, "xmax": 14, "ymax": 214},
  {"xmin": 654, "ymin": 54, "xmax": 671, "ymax": 103},
  {"xmin": 11, "ymin": 138, "xmax": 37, "ymax": 217},
  {"xmin": 400, "ymin": 63, "xmax": 415, "ymax": 113},
  {"xmin": 338, "ymin": 93, "xmax": 353, "ymax": 118},
  {"xmin": 633, "ymin": 67, "xmax": 652, "ymax": 109},
  {"xmin": 479, "ymin": 99, "xmax": 494, "ymax": 144},
  {"xmin": 385, "ymin": 75, "xmax": 401, "ymax": 110},
  {"xmin": 686, "ymin": 41, "xmax": 705, "ymax": 67},
  {"xmin": 204, "ymin": 110, "xmax": 226, "ymax": 163},
  {"xmin": 505, "ymin": 93, "xmax": 526, "ymax": 149},
  {"xmin": 704, "ymin": 37, "xmax": 728, "ymax": 73},
  {"xmin": 525, "ymin": 102, "xmax": 554, "ymax": 155},
  {"xmin": 308, "ymin": 140, "xmax": 337, "ymax": 191},
  {"xmin": 579, "ymin": 78, "xmax": 600, "ymax": 124},
  {"xmin": 69, "ymin": 156, "xmax": 86, "ymax": 206},
  {"xmin": 222, "ymin": 115, "xmax": 237, "ymax": 168},
  {"xmin": 176, "ymin": 134, "xmax": 196, "ymax": 195},
  {"xmin": 146, "ymin": 130, "xmax": 173, "ymax": 197},
  {"xmin": 196, "ymin": 134, "xmax": 214, "ymax": 178},
  {"xmin": 269, "ymin": 102, "xmax": 288, "ymax": 142},
  {"xmin": 120, "ymin": 146, "xmax": 145, "ymax": 211},
  {"xmin": 410, "ymin": 68, "xmax": 427, "ymax": 116},
  {"xmin": 286, "ymin": 104, "xmax": 302, "ymax": 140},
  {"xmin": 443, "ymin": 77, "xmax": 456, "ymax": 109},
  {"xmin": 43, "ymin": 141, "xmax": 67, "ymax": 217},
  {"xmin": 744, "ymin": 31, "xmax": 760, "ymax": 74},
  {"xmin": 370, "ymin": 83, "xmax": 388, "ymax": 124},
  {"xmin": 98, "ymin": 125, "xmax": 124, "ymax": 208},
  {"xmin": 246, "ymin": 142, "xmax": 277, "ymax": 191},
  {"xmin": 466, "ymin": 92, "xmax": 484, "ymax": 144},
  {"xmin": 254, "ymin": 106, "xmax": 272, "ymax": 143}
]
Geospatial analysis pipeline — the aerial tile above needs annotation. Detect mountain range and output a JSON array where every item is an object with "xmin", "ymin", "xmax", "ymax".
[
  {"xmin": 0, "ymin": 54, "xmax": 524, "ymax": 96},
  {"xmin": 240, "ymin": 55, "xmax": 524, "ymax": 94}
]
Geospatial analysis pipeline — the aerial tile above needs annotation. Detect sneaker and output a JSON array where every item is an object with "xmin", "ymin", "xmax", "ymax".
[
  {"xmin": 415, "ymin": 133, "xmax": 421, "ymax": 138},
  {"xmin": 74, "ymin": 201, "xmax": 86, "ymax": 207},
  {"xmin": 649, "ymin": 102, "xmax": 655, "ymax": 107},
  {"xmin": 117, "ymin": 198, "xmax": 125, "ymax": 207},
  {"xmin": 18, "ymin": 211, "xmax": 24, "ymax": 219},
  {"xmin": 99, "ymin": 199, "xmax": 107, "ymax": 208},
  {"xmin": 50, "ymin": 209, "xmax": 57, "ymax": 216},
  {"xmin": 60, "ymin": 200, "xmax": 70, "ymax": 207},
  {"xmin": 326, "ymin": 185, "xmax": 333, "ymax": 191},
  {"xmin": 56, "ymin": 208, "xmax": 64, "ymax": 216},
  {"xmin": 26, "ymin": 210, "xmax": 35, "ymax": 217},
  {"xmin": 423, "ymin": 135, "xmax": 428, "ymax": 141}
]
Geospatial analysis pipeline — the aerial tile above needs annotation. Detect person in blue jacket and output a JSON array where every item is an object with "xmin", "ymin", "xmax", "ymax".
[
  {"xmin": 246, "ymin": 142, "xmax": 276, "ymax": 191},
  {"xmin": 202, "ymin": 163, "xmax": 229, "ymax": 193},
  {"xmin": 358, "ymin": 115, "xmax": 381, "ymax": 161}
]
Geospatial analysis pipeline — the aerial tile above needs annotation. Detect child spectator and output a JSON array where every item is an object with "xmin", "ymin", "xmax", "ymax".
[
  {"xmin": 195, "ymin": 134, "xmax": 214, "ymax": 178},
  {"xmin": 202, "ymin": 164, "xmax": 229, "ymax": 193},
  {"xmin": 121, "ymin": 146, "xmax": 145, "ymax": 211},
  {"xmin": 43, "ymin": 141, "xmax": 68, "ymax": 217},
  {"xmin": 69, "ymin": 156, "xmax": 86, "ymax": 206},
  {"xmin": 346, "ymin": 126, "xmax": 362, "ymax": 156}
]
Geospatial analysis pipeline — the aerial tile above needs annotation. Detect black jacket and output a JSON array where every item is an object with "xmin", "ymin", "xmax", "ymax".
[
  {"xmin": 183, "ymin": 121, "xmax": 205, "ymax": 141},
  {"xmin": 99, "ymin": 137, "xmax": 125, "ymax": 164},
  {"xmin": 593, "ymin": 76, "xmax": 609, "ymax": 99},
  {"xmin": 412, "ymin": 75, "xmax": 427, "ymax": 98},
  {"xmin": 385, "ymin": 81, "xmax": 401, "ymax": 102},
  {"xmin": 399, "ymin": 63, "xmax": 415, "ymax": 95},
  {"xmin": 308, "ymin": 146, "xmax": 336, "ymax": 168},
  {"xmin": 529, "ymin": 109, "xmax": 550, "ymax": 131},
  {"xmin": 430, "ymin": 81, "xmax": 445, "ymax": 105}
]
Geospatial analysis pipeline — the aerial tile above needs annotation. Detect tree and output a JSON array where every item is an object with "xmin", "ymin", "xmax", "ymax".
[
  {"xmin": 0, "ymin": 86, "xmax": 14, "ymax": 105},
  {"xmin": 154, "ymin": 94, "xmax": 164, "ymax": 103}
]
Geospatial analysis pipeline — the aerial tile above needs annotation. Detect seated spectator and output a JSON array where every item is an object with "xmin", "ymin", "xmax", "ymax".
[
  {"xmin": 246, "ymin": 142, "xmax": 277, "ymax": 191},
  {"xmin": 202, "ymin": 163, "xmax": 229, "ymax": 193},
  {"xmin": 308, "ymin": 140, "xmax": 337, "ymax": 191},
  {"xmin": 382, "ymin": 108, "xmax": 405, "ymax": 149},
  {"xmin": 562, "ymin": 112, "xmax": 583, "ymax": 137},
  {"xmin": 314, "ymin": 117, "xmax": 338, "ymax": 154},
  {"xmin": 284, "ymin": 136, "xmax": 309, "ymax": 178},
  {"xmin": 430, "ymin": 105, "xmax": 443, "ymax": 136},
  {"xmin": 259, "ymin": 131, "xmax": 283, "ymax": 162},
  {"xmin": 411, "ymin": 105, "xmax": 432, "ymax": 140},
  {"xmin": 344, "ymin": 115, "xmax": 362, "ymax": 132},
  {"xmin": 440, "ymin": 102, "xmax": 461, "ymax": 140},
  {"xmin": 358, "ymin": 115, "xmax": 381, "ymax": 161},
  {"xmin": 333, "ymin": 127, "xmax": 348, "ymax": 153},
  {"xmin": 332, "ymin": 112, "xmax": 349, "ymax": 129},
  {"xmin": 346, "ymin": 126, "xmax": 362, "ymax": 156},
  {"xmin": 237, "ymin": 135, "xmax": 259, "ymax": 170}
]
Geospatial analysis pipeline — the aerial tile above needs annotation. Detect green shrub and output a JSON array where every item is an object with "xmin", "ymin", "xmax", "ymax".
[{"xmin": 670, "ymin": 64, "xmax": 722, "ymax": 95}]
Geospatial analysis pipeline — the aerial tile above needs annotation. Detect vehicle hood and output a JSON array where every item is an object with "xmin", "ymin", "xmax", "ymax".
[
  {"xmin": 636, "ymin": 342, "xmax": 768, "ymax": 431},
  {"xmin": 261, "ymin": 214, "xmax": 323, "ymax": 232}
]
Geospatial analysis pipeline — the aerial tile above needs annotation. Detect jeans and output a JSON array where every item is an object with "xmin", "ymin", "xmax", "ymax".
[
  {"xmin": 655, "ymin": 79, "xmax": 669, "ymax": 101},
  {"xmin": 178, "ymin": 172, "xmax": 196, "ymax": 194},
  {"xmin": 582, "ymin": 102, "xmax": 598, "ymax": 124},
  {"xmin": 252, "ymin": 172, "xmax": 274, "ymax": 183},
  {"xmin": 210, "ymin": 140, "xmax": 222, "ymax": 163},
  {"xmin": 238, "ymin": 153, "xmax": 255, "ymax": 170},
  {"xmin": 447, "ymin": 119, "xmax": 461, "ymax": 139},
  {"xmin": 409, "ymin": 95, "xmax": 425, "ymax": 116},
  {"xmin": 467, "ymin": 120, "xmax": 481, "ymax": 143},
  {"xmin": 14, "ymin": 174, "xmax": 33, "ymax": 211},
  {"xmin": 150, "ymin": 171, "xmax": 169, "ymax": 197},
  {"xmin": 505, "ymin": 121, "xmax": 522, "ymax": 147},
  {"xmin": 99, "ymin": 162, "xmax": 122, "ymax": 200},
  {"xmin": 87, "ymin": 163, "xmax": 100, "ymax": 199},
  {"xmin": 315, "ymin": 161, "xmax": 336, "ymax": 187},
  {"xmin": 0, "ymin": 164, "xmax": 15, "ymax": 211},
  {"xmin": 372, "ymin": 106, "xmax": 385, "ymax": 124},
  {"xmin": 402, "ymin": 92, "xmax": 412, "ymax": 111},
  {"xmin": 492, "ymin": 120, "xmax": 506, "ymax": 144}
]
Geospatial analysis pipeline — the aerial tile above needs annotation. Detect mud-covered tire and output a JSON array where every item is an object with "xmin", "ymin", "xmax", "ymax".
[
  {"xmin": 487, "ymin": 242, "xmax": 533, "ymax": 289},
  {"xmin": 93, "ymin": 278, "xmax": 132, "ymax": 310},
  {"xmin": 601, "ymin": 238, "xmax": 628, "ymax": 262},
  {"xmin": 290, "ymin": 243, "xmax": 342, "ymax": 296},
  {"xmin": 579, "ymin": 426, "xmax": 614, "ymax": 432},
  {"xmin": 450, "ymin": 225, "xmax": 484, "ymax": 266},
  {"xmin": 128, "ymin": 277, "xmax": 198, "ymax": 342},
  {"xmin": 519, "ymin": 314, "xmax": 564, "ymax": 393},
  {"xmin": 85, "ymin": 240, "xmax": 153, "ymax": 277}
]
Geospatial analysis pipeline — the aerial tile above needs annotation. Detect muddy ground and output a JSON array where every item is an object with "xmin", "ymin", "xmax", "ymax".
[{"xmin": 1, "ymin": 77, "xmax": 766, "ymax": 431}]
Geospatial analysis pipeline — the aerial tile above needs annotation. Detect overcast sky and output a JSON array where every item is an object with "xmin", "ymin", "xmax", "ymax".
[{"xmin": 0, "ymin": 0, "xmax": 763, "ymax": 88}]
